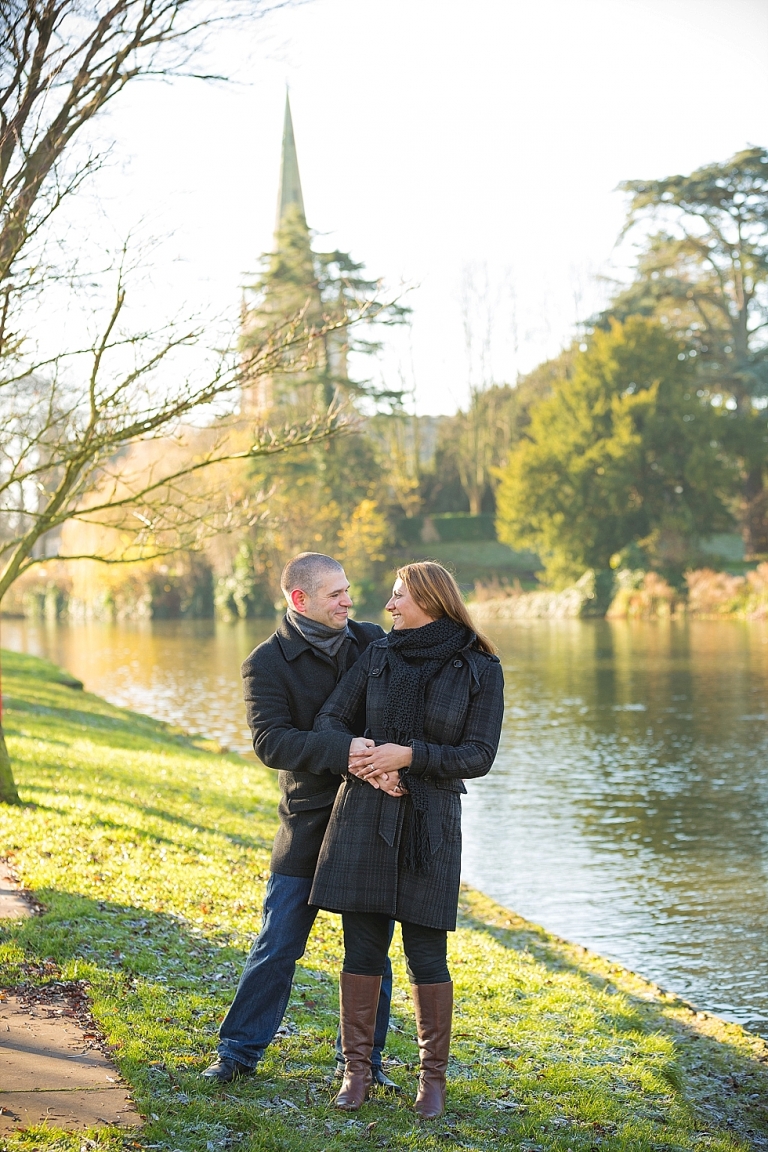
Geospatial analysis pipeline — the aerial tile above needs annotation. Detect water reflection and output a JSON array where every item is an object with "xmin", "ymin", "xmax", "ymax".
[
  {"xmin": 3, "ymin": 616, "xmax": 768, "ymax": 1034},
  {"xmin": 461, "ymin": 619, "xmax": 768, "ymax": 1035},
  {"xmin": 1, "ymin": 617, "xmax": 274, "ymax": 754}
]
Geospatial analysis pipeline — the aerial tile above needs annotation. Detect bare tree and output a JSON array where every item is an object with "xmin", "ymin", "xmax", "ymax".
[
  {"xmin": 0, "ymin": 0, "xmax": 337, "ymax": 804},
  {"xmin": 0, "ymin": 1, "xmax": 290, "ymax": 285},
  {"xmin": 1, "ymin": 291, "xmax": 350, "ymax": 588},
  {"xmin": 0, "ymin": 258, "xmax": 357, "ymax": 802},
  {"xmin": 455, "ymin": 264, "xmax": 517, "ymax": 514}
]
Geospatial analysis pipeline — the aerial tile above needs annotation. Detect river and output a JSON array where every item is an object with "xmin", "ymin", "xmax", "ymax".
[{"xmin": 3, "ymin": 615, "xmax": 768, "ymax": 1036}]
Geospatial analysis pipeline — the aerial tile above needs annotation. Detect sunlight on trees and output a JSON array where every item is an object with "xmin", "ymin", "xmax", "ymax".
[
  {"xmin": 601, "ymin": 146, "xmax": 768, "ymax": 553},
  {"xmin": 0, "ymin": 0, "xmax": 319, "ymax": 803},
  {"xmin": 2, "ymin": 26, "xmax": 766, "ymax": 809},
  {"xmin": 496, "ymin": 319, "xmax": 736, "ymax": 587}
]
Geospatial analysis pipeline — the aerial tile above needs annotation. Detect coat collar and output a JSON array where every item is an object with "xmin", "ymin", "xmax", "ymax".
[
  {"xmin": 275, "ymin": 614, "xmax": 362, "ymax": 662},
  {"xmin": 275, "ymin": 614, "xmax": 314, "ymax": 662},
  {"xmin": 372, "ymin": 626, "xmax": 478, "ymax": 653}
]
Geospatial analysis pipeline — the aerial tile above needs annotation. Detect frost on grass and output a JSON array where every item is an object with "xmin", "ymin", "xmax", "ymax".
[{"xmin": 1, "ymin": 651, "xmax": 767, "ymax": 1152}]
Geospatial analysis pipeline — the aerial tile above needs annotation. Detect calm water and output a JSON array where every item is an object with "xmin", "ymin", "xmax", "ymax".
[{"xmin": 3, "ymin": 616, "xmax": 768, "ymax": 1035}]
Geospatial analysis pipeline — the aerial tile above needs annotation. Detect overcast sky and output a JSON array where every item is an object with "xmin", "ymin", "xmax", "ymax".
[{"xmin": 79, "ymin": 0, "xmax": 768, "ymax": 415}]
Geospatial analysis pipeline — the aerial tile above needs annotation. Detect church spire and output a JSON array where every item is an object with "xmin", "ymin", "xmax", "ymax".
[{"xmin": 275, "ymin": 90, "xmax": 306, "ymax": 234}]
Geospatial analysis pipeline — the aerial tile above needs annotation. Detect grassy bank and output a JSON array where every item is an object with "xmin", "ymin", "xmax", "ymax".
[{"xmin": 1, "ymin": 650, "xmax": 768, "ymax": 1152}]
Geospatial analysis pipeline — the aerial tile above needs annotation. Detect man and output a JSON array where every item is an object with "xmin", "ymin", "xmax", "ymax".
[{"xmin": 202, "ymin": 552, "xmax": 398, "ymax": 1088}]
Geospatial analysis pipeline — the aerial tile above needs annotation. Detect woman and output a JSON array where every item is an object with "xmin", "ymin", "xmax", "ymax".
[{"xmin": 311, "ymin": 561, "xmax": 504, "ymax": 1118}]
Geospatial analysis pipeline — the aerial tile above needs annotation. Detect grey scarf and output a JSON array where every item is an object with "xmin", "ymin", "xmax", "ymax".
[{"xmin": 287, "ymin": 609, "xmax": 350, "ymax": 658}]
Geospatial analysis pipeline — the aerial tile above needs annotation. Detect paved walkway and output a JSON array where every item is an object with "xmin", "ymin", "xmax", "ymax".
[
  {"xmin": 0, "ymin": 862, "xmax": 32, "ymax": 920},
  {"xmin": 0, "ymin": 863, "xmax": 140, "ymax": 1133}
]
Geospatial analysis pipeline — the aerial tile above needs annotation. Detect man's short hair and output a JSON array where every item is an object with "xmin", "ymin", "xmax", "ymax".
[{"xmin": 281, "ymin": 553, "xmax": 345, "ymax": 600}]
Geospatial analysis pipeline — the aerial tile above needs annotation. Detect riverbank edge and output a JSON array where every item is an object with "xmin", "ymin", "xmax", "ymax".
[
  {"xmin": 1, "ymin": 648, "xmax": 768, "ymax": 1151},
  {"xmin": 469, "ymin": 566, "xmax": 768, "ymax": 621}
]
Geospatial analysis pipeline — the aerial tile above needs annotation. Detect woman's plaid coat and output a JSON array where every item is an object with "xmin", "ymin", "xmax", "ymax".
[{"xmin": 309, "ymin": 634, "xmax": 504, "ymax": 931}]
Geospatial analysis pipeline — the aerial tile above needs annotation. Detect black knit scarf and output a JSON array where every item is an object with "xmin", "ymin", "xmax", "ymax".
[{"xmin": 383, "ymin": 617, "xmax": 469, "ymax": 872}]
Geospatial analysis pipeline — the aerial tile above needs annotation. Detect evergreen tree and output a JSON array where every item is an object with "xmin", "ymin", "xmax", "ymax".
[
  {"xmin": 239, "ymin": 204, "xmax": 409, "ymax": 609},
  {"xmin": 599, "ymin": 147, "xmax": 768, "ymax": 553},
  {"xmin": 241, "ymin": 204, "xmax": 408, "ymax": 416},
  {"xmin": 496, "ymin": 319, "xmax": 735, "ymax": 586}
]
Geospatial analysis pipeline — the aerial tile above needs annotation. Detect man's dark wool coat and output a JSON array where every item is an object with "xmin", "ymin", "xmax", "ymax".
[
  {"xmin": 309, "ymin": 634, "xmax": 504, "ymax": 931},
  {"xmin": 241, "ymin": 614, "xmax": 385, "ymax": 877}
]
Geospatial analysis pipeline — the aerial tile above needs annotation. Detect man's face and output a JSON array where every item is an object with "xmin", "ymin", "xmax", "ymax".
[{"xmin": 291, "ymin": 569, "xmax": 353, "ymax": 629}]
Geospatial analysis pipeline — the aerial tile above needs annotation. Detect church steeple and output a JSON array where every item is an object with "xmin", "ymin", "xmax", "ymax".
[{"xmin": 275, "ymin": 90, "xmax": 306, "ymax": 234}]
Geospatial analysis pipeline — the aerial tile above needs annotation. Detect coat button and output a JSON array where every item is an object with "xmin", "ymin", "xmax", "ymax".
[
  {"xmin": 370, "ymin": 667, "xmax": 381, "ymax": 676},
  {"xmin": 453, "ymin": 659, "xmax": 463, "ymax": 668}
]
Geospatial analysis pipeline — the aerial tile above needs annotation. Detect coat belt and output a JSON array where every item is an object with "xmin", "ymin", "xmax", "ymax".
[
  {"xmin": 376, "ymin": 787, "xmax": 443, "ymax": 856},
  {"xmin": 377, "ymin": 792, "xmax": 400, "ymax": 847}
]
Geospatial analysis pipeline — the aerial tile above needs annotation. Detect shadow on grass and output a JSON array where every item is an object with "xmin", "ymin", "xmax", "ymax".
[
  {"xmin": 4, "ymin": 885, "xmax": 768, "ymax": 1151},
  {"xmin": 0, "ymin": 887, "xmax": 363, "ymax": 1150},
  {"xmin": 7, "ymin": 692, "xmax": 217, "ymax": 753},
  {"xmin": 457, "ymin": 889, "xmax": 768, "ymax": 1150},
  {"xmin": 16, "ymin": 787, "xmax": 274, "ymax": 855},
  {"xmin": 3, "ymin": 647, "xmax": 767, "ymax": 1149},
  {"xmin": 5, "ymin": 648, "xmax": 278, "ymax": 856}
]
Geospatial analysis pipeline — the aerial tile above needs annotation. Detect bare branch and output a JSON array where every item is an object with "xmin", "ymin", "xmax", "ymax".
[{"xmin": 0, "ymin": 1, "xmax": 292, "ymax": 284}]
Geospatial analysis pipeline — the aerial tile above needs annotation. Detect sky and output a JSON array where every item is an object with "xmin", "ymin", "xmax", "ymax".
[{"xmin": 69, "ymin": 0, "xmax": 768, "ymax": 415}]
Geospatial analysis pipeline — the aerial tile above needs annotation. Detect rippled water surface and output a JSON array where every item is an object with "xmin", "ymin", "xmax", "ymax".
[{"xmin": 4, "ymin": 616, "xmax": 768, "ymax": 1034}]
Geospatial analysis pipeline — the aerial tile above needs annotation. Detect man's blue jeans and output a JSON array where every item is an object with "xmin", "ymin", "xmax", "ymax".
[{"xmin": 217, "ymin": 872, "xmax": 393, "ymax": 1069}]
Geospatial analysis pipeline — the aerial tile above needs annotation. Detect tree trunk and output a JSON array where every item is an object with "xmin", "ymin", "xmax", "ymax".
[
  {"xmin": 0, "ymin": 727, "xmax": 20, "ymax": 805},
  {"xmin": 0, "ymin": 630, "xmax": 21, "ymax": 803},
  {"xmin": 742, "ymin": 467, "xmax": 768, "ymax": 557}
]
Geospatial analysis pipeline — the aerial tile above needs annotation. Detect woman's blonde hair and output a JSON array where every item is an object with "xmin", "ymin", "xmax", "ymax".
[{"xmin": 396, "ymin": 561, "xmax": 498, "ymax": 655}]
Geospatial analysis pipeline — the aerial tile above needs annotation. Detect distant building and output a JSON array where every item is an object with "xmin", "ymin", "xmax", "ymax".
[
  {"xmin": 273, "ymin": 89, "xmax": 306, "ymax": 235},
  {"xmin": 240, "ymin": 92, "xmax": 348, "ymax": 419}
]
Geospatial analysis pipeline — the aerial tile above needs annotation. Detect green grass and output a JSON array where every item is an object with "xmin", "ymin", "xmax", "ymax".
[
  {"xmin": 1, "ymin": 648, "xmax": 768, "ymax": 1152},
  {"xmin": 394, "ymin": 541, "xmax": 540, "ymax": 588}
]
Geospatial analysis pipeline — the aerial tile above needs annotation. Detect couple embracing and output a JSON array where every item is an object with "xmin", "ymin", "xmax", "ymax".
[{"xmin": 202, "ymin": 552, "xmax": 504, "ymax": 1119}]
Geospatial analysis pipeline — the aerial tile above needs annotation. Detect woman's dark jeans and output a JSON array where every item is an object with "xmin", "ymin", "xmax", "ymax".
[{"xmin": 342, "ymin": 911, "xmax": 450, "ymax": 985}]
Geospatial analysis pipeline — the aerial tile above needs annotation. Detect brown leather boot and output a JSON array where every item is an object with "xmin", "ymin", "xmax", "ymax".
[
  {"xmin": 334, "ymin": 973, "xmax": 382, "ymax": 1111},
  {"xmin": 411, "ymin": 981, "xmax": 453, "ymax": 1119}
]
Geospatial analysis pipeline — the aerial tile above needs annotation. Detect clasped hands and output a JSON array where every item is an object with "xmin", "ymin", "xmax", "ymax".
[{"xmin": 348, "ymin": 737, "xmax": 413, "ymax": 797}]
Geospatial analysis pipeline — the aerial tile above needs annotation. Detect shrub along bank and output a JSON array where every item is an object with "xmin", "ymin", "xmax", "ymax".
[
  {"xmin": 471, "ymin": 564, "xmax": 768, "ymax": 621},
  {"xmin": 1, "ymin": 651, "xmax": 768, "ymax": 1152}
]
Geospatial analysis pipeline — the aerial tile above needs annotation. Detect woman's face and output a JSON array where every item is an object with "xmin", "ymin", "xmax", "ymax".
[{"xmin": 386, "ymin": 577, "xmax": 436, "ymax": 630}]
